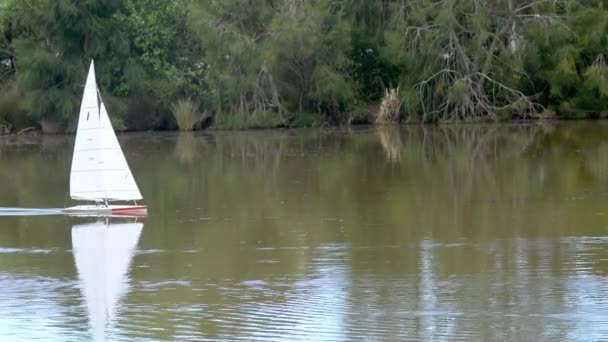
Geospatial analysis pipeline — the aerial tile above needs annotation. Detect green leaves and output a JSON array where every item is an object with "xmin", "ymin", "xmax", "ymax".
[
  {"xmin": 3, "ymin": 0, "xmax": 608, "ymax": 130},
  {"xmin": 5, "ymin": 0, "xmax": 133, "ymax": 126},
  {"xmin": 447, "ymin": 78, "xmax": 467, "ymax": 107},
  {"xmin": 522, "ymin": 2, "xmax": 608, "ymax": 117}
]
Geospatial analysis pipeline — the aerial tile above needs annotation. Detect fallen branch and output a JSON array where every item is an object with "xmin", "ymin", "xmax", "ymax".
[{"xmin": 17, "ymin": 126, "xmax": 38, "ymax": 135}]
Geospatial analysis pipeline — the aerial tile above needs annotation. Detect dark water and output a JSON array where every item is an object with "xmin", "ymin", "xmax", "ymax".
[{"xmin": 0, "ymin": 123, "xmax": 607, "ymax": 341}]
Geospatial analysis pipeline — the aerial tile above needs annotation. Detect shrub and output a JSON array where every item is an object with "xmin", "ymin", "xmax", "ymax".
[{"xmin": 0, "ymin": 81, "xmax": 27, "ymax": 131}]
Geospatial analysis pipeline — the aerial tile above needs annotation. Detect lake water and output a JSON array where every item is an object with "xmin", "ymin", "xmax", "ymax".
[{"xmin": 0, "ymin": 123, "xmax": 607, "ymax": 341}]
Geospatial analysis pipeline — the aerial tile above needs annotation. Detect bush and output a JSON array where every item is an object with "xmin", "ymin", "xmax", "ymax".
[{"xmin": 0, "ymin": 81, "xmax": 27, "ymax": 131}]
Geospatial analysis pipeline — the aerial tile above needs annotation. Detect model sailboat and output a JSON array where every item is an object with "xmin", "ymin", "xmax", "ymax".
[
  {"xmin": 72, "ymin": 220, "xmax": 143, "ymax": 341},
  {"xmin": 63, "ymin": 60, "xmax": 147, "ymax": 217}
]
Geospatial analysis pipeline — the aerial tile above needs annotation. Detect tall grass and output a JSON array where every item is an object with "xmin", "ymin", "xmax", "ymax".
[
  {"xmin": 171, "ymin": 98, "xmax": 201, "ymax": 131},
  {"xmin": 374, "ymin": 88, "xmax": 401, "ymax": 124}
]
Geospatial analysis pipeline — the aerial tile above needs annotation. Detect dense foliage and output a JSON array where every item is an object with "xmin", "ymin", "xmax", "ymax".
[{"xmin": 1, "ymin": 0, "xmax": 608, "ymax": 132}]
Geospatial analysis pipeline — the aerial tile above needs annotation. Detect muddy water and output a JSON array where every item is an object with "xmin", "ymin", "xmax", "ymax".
[{"xmin": 0, "ymin": 123, "xmax": 607, "ymax": 341}]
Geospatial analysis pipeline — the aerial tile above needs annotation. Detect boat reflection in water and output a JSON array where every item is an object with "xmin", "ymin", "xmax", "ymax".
[{"xmin": 71, "ymin": 219, "xmax": 142, "ymax": 341}]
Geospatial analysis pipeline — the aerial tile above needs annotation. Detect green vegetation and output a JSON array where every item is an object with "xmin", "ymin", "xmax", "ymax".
[
  {"xmin": 171, "ymin": 98, "xmax": 202, "ymax": 131},
  {"xmin": 1, "ymin": 1, "xmax": 608, "ymax": 133},
  {"xmin": 374, "ymin": 88, "xmax": 401, "ymax": 124}
]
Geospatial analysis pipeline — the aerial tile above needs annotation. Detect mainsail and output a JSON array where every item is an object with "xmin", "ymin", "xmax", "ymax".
[
  {"xmin": 72, "ymin": 220, "xmax": 143, "ymax": 341},
  {"xmin": 70, "ymin": 61, "xmax": 142, "ymax": 202}
]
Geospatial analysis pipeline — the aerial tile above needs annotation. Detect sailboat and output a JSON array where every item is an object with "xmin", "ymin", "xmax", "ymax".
[
  {"xmin": 63, "ymin": 60, "xmax": 147, "ymax": 217},
  {"xmin": 72, "ymin": 220, "xmax": 143, "ymax": 341}
]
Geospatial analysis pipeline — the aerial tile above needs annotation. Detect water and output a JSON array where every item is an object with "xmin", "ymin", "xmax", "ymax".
[{"xmin": 0, "ymin": 122, "xmax": 607, "ymax": 341}]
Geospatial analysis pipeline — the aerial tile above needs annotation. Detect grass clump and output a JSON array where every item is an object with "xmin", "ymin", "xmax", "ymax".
[
  {"xmin": 171, "ymin": 98, "xmax": 202, "ymax": 131},
  {"xmin": 374, "ymin": 87, "xmax": 401, "ymax": 124}
]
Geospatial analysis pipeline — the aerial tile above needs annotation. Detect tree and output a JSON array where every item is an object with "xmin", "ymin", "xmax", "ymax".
[
  {"xmin": 10, "ymin": 0, "xmax": 130, "ymax": 127},
  {"xmin": 524, "ymin": 0, "xmax": 608, "ymax": 117},
  {"xmin": 378, "ymin": 0, "xmax": 564, "ymax": 122}
]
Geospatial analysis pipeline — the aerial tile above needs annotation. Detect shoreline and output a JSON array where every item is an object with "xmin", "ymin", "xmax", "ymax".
[{"xmin": 1, "ymin": 117, "xmax": 605, "ymax": 137}]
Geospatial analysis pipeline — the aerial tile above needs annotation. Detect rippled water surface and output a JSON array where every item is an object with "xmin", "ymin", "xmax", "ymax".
[{"xmin": 1, "ymin": 123, "xmax": 607, "ymax": 341}]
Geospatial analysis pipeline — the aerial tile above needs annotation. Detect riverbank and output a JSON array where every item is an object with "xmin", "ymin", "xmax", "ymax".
[
  {"xmin": 0, "ymin": 114, "xmax": 601, "ymax": 137},
  {"xmin": 3, "ymin": 2, "xmax": 608, "ymax": 137}
]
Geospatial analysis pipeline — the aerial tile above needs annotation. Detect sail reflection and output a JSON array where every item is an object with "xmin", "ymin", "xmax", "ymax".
[{"xmin": 71, "ymin": 220, "xmax": 143, "ymax": 341}]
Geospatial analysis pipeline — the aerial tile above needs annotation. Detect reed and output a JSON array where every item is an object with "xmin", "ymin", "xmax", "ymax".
[
  {"xmin": 171, "ymin": 98, "xmax": 200, "ymax": 131},
  {"xmin": 374, "ymin": 88, "xmax": 400, "ymax": 124}
]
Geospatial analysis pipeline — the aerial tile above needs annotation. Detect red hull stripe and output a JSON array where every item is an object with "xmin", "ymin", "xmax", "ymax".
[
  {"xmin": 111, "ymin": 206, "xmax": 148, "ymax": 212},
  {"xmin": 111, "ymin": 212, "xmax": 147, "ymax": 218}
]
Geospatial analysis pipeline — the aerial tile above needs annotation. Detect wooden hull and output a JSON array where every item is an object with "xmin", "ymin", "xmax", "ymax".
[{"xmin": 63, "ymin": 205, "xmax": 148, "ymax": 218}]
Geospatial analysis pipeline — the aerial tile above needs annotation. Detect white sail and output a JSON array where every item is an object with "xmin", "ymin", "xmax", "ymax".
[
  {"xmin": 70, "ymin": 60, "xmax": 143, "ymax": 202},
  {"xmin": 72, "ymin": 220, "xmax": 143, "ymax": 341}
]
